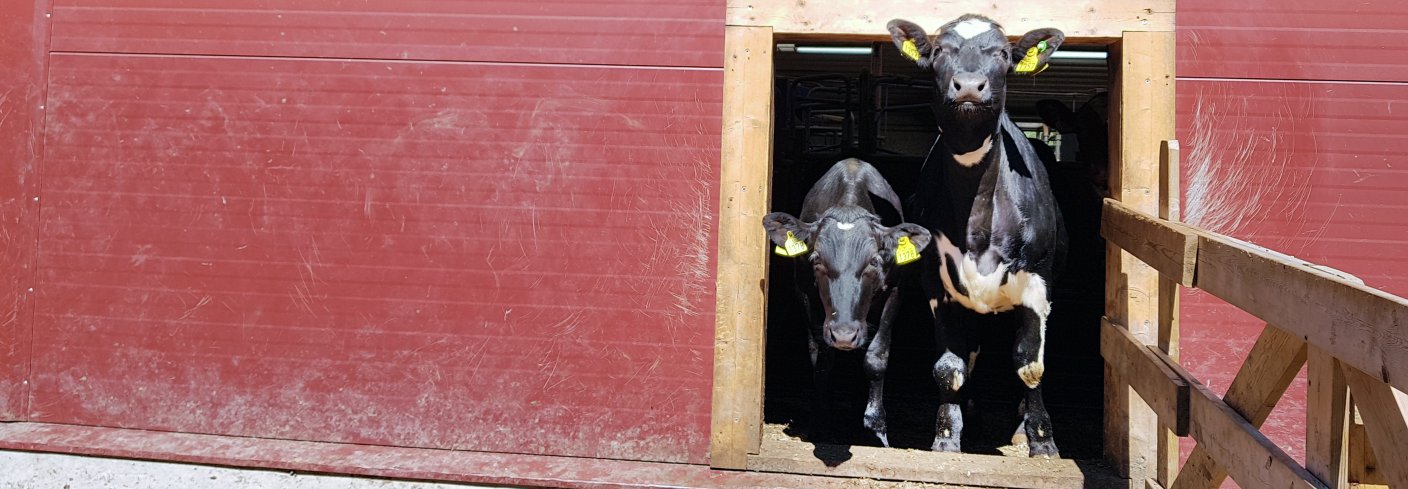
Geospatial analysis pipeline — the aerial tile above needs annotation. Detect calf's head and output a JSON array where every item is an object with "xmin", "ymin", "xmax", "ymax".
[
  {"xmin": 764, "ymin": 208, "xmax": 931, "ymax": 351},
  {"xmin": 887, "ymin": 15, "xmax": 1064, "ymax": 153}
]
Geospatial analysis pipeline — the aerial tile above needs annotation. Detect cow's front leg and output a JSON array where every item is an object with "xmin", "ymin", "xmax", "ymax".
[
  {"xmin": 931, "ymin": 302, "xmax": 971, "ymax": 452},
  {"xmin": 1014, "ymin": 303, "xmax": 1058, "ymax": 458},
  {"xmin": 862, "ymin": 290, "xmax": 899, "ymax": 447}
]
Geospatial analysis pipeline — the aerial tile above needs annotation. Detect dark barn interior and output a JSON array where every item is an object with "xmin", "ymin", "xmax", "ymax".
[{"xmin": 763, "ymin": 38, "xmax": 1112, "ymax": 459}]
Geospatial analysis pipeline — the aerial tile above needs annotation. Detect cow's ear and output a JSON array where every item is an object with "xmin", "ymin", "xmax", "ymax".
[
  {"xmin": 1013, "ymin": 28, "xmax": 1064, "ymax": 74},
  {"xmin": 887, "ymin": 19, "xmax": 934, "ymax": 69},
  {"xmin": 763, "ymin": 212, "xmax": 815, "ymax": 257},
  {"xmin": 885, "ymin": 223, "xmax": 932, "ymax": 266}
]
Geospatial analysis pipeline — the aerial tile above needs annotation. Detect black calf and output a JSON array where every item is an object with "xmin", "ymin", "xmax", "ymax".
[{"xmin": 763, "ymin": 158, "xmax": 932, "ymax": 446}]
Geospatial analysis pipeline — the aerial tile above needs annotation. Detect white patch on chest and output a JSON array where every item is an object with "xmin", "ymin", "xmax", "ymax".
[
  {"xmin": 933, "ymin": 233, "xmax": 1050, "ymax": 317},
  {"xmin": 953, "ymin": 19, "xmax": 993, "ymax": 40},
  {"xmin": 835, "ymin": 221, "xmax": 855, "ymax": 230},
  {"xmin": 953, "ymin": 137, "xmax": 991, "ymax": 167}
]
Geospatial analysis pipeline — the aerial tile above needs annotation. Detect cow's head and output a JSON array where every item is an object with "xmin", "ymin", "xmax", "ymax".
[
  {"xmin": 763, "ymin": 208, "xmax": 932, "ymax": 351},
  {"xmin": 888, "ymin": 15, "xmax": 1064, "ymax": 153}
]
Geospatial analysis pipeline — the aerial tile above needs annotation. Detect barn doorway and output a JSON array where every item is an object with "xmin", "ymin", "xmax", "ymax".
[{"xmin": 762, "ymin": 38, "xmax": 1112, "ymax": 460}]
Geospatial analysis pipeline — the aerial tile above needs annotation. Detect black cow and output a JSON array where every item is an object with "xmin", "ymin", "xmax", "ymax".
[
  {"xmin": 887, "ymin": 14, "xmax": 1068, "ymax": 458},
  {"xmin": 763, "ymin": 158, "xmax": 932, "ymax": 447}
]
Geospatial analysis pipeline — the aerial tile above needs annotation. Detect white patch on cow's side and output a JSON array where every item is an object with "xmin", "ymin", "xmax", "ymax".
[
  {"xmin": 934, "ymin": 233, "xmax": 1052, "ymax": 318},
  {"xmin": 953, "ymin": 19, "xmax": 993, "ymax": 39},
  {"xmin": 953, "ymin": 137, "xmax": 991, "ymax": 167},
  {"xmin": 835, "ymin": 221, "xmax": 855, "ymax": 230}
]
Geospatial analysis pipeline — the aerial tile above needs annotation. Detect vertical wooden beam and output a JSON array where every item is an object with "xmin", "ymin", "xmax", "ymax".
[
  {"xmin": 1104, "ymin": 30, "xmax": 1176, "ymax": 485},
  {"xmin": 1171, "ymin": 325, "xmax": 1308, "ymax": 489},
  {"xmin": 1341, "ymin": 364, "xmax": 1408, "ymax": 488},
  {"xmin": 711, "ymin": 24, "xmax": 774, "ymax": 470},
  {"xmin": 1306, "ymin": 349, "xmax": 1350, "ymax": 488},
  {"xmin": 1307, "ymin": 273, "xmax": 1359, "ymax": 489},
  {"xmin": 1155, "ymin": 140, "xmax": 1181, "ymax": 487}
]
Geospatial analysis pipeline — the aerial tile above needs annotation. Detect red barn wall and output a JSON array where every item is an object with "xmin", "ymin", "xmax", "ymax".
[
  {"xmin": 1176, "ymin": 0, "xmax": 1408, "ymax": 468},
  {"xmin": 4, "ymin": 0, "xmax": 724, "ymax": 464}
]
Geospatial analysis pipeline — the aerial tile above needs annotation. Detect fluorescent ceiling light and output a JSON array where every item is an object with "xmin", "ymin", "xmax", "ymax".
[
  {"xmin": 776, "ymin": 44, "xmax": 1106, "ymax": 60},
  {"xmin": 785, "ymin": 45, "xmax": 873, "ymax": 55},
  {"xmin": 1048, "ymin": 51, "xmax": 1106, "ymax": 60}
]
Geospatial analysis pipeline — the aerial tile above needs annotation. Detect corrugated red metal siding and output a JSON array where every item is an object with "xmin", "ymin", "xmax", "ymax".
[
  {"xmin": 20, "ymin": 1, "xmax": 723, "ymax": 464},
  {"xmin": 1177, "ymin": 0, "xmax": 1408, "ymax": 469},
  {"xmin": 51, "ymin": 0, "xmax": 724, "ymax": 68},
  {"xmin": 0, "ymin": 0, "xmax": 50, "ymax": 421}
]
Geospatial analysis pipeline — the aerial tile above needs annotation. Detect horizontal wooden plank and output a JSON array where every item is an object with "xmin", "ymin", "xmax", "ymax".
[
  {"xmin": 1101, "ymin": 199, "xmax": 1198, "ymax": 287},
  {"xmin": 1184, "ymin": 382, "xmax": 1326, "ymax": 489},
  {"xmin": 1101, "ymin": 318, "xmax": 1189, "ymax": 436},
  {"xmin": 1192, "ymin": 230, "xmax": 1408, "ymax": 394},
  {"xmin": 726, "ymin": 0, "xmax": 1174, "ymax": 39},
  {"xmin": 749, "ymin": 435, "xmax": 1114, "ymax": 489}
]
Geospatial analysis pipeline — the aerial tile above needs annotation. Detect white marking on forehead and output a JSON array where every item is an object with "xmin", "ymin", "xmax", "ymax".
[
  {"xmin": 835, "ymin": 221, "xmax": 856, "ymax": 230},
  {"xmin": 953, "ymin": 19, "xmax": 993, "ymax": 39}
]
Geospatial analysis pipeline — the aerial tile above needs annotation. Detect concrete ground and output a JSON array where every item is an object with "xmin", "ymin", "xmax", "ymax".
[{"xmin": 0, "ymin": 451, "xmax": 502, "ymax": 489}]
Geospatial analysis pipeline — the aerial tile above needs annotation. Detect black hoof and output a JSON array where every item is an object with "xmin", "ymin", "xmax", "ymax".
[
  {"xmin": 1027, "ymin": 438, "xmax": 1059, "ymax": 459},
  {"xmin": 931, "ymin": 436, "xmax": 961, "ymax": 452}
]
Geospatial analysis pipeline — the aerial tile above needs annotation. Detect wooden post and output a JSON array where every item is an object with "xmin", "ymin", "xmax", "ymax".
[
  {"xmin": 711, "ymin": 24, "xmax": 774, "ymax": 469},
  {"xmin": 1306, "ymin": 273, "xmax": 1359, "ymax": 488},
  {"xmin": 1341, "ymin": 364, "xmax": 1408, "ymax": 487},
  {"xmin": 1155, "ymin": 140, "xmax": 1181, "ymax": 487},
  {"xmin": 1104, "ymin": 30, "xmax": 1176, "ymax": 485}
]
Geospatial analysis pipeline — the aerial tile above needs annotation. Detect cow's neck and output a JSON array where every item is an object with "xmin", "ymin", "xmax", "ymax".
[
  {"xmin": 937, "ymin": 121, "xmax": 1004, "ymax": 236},
  {"xmin": 940, "ymin": 116, "xmax": 1000, "ymax": 165}
]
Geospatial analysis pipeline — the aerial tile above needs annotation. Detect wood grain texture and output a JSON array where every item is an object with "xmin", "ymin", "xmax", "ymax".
[
  {"xmin": 1306, "ymin": 347, "xmax": 1350, "ymax": 489},
  {"xmin": 1104, "ymin": 30, "xmax": 1177, "ymax": 484},
  {"xmin": 748, "ymin": 435, "xmax": 1107, "ymax": 489},
  {"xmin": 1171, "ymin": 325, "xmax": 1308, "ymax": 489},
  {"xmin": 726, "ymin": 0, "xmax": 1174, "ymax": 39},
  {"xmin": 710, "ymin": 24, "xmax": 773, "ymax": 470},
  {"xmin": 1155, "ymin": 139, "xmax": 1182, "ymax": 486},
  {"xmin": 1182, "ymin": 380, "xmax": 1325, "ymax": 489},
  {"xmin": 1100, "ymin": 319, "xmax": 1189, "ymax": 436},
  {"xmin": 1193, "ymin": 230, "xmax": 1408, "ymax": 393},
  {"xmin": 1341, "ymin": 364, "xmax": 1408, "ymax": 488},
  {"xmin": 1101, "ymin": 199, "xmax": 1198, "ymax": 288}
]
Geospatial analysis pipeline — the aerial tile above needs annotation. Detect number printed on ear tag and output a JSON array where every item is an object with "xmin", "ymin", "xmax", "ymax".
[
  {"xmin": 895, "ymin": 236, "xmax": 920, "ymax": 265},
  {"xmin": 774, "ymin": 231, "xmax": 809, "ymax": 257}
]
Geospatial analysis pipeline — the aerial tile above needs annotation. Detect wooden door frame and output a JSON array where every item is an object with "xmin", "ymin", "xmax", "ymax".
[{"xmin": 709, "ymin": 1, "xmax": 1177, "ymax": 481}]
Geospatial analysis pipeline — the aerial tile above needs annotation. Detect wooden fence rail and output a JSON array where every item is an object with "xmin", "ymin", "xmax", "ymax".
[{"xmin": 1101, "ymin": 196, "xmax": 1408, "ymax": 489}]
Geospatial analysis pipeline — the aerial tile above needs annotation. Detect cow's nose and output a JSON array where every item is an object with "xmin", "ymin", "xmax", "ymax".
[
  {"xmin": 950, "ymin": 73, "xmax": 988, "ymax": 102},
  {"xmin": 827, "ymin": 327, "xmax": 862, "ymax": 350}
]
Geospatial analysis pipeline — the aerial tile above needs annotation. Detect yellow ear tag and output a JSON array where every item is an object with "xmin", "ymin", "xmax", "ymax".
[
  {"xmin": 1013, "ymin": 45, "xmax": 1047, "ymax": 73},
  {"xmin": 901, "ymin": 39, "xmax": 922, "ymax": 61},
  {"xmin": 773, "ymin": 231, "xmax": 809, "ymax": 257},
  {"xmin": 895, "ymin": 236, "xmax": 920, "ymax": 265}
]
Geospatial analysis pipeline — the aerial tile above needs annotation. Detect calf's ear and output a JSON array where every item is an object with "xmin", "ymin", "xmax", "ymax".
[
  {"xmin": 887, "ymin": 19, "xmax": 934, "ymax": 69},
  {"xmin": 885, "ymin": 223, "xmax": 933, "ymax": 265},
  {"xmin": 1013, "ymin": 28, "xmax": 1065, "ymax": 74},
  {"xmin": 762, "ymin": 212, "xmax": 815, "ymax": 256}
]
